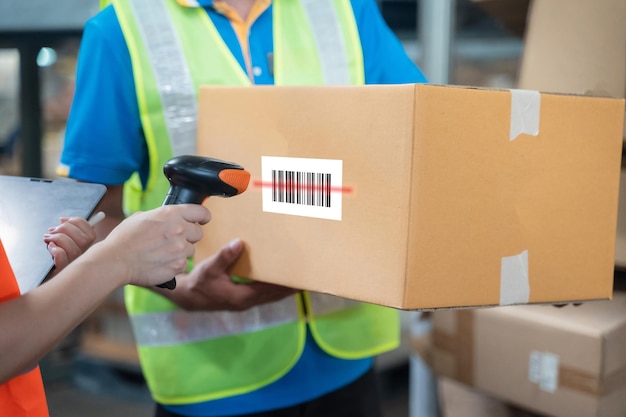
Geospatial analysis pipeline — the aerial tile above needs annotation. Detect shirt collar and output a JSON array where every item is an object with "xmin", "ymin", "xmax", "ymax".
[
  {"xmin": 174, "ymin": 0, "xmax": 272, "ymax": 24},
  {"xmin": 176, "ymin": 0, "xmax": 271, "ymax": 7}
]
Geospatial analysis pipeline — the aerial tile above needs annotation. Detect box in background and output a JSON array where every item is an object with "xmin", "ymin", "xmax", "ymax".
[
  {"xmin": 429, "ymin": 292, "xmax": 626, "ymax": 417},
  {"xmin": 196, "ymin": 84, "xmax": 623, "ymax": 310},
  {"xmin": 437, "ymin": 376, "xmax": 546, "ymax": 417},
  {"xmin": 614, "ymin": 168, "xmax": 626, "ymax": 269},
  {"xmin": 470, "ymin": 0, "xmax": 530, "ymax": 38}
]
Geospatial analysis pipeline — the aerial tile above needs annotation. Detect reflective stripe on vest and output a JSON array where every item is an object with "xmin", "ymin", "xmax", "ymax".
[
  {"xmin": 131, "ymin": 295, "xmax": 360, "ymax": 347},
  {"xmin": 0, "ymin": 240, "xmax": 50, "ymax": 417},
  {"xmin": 127, "ymin": 0, "xmax": 197, "ymax": 159},
  {"xmin": 121, "ymin": 0, "xmax": 362, "ymax": 211},
  {"xmin": 114, "ymin": 0, "xmax": 398, "ymax": 404},
  {"xmin": 274, "ymin": 0, "xmax": 364, "ymax": 85}
]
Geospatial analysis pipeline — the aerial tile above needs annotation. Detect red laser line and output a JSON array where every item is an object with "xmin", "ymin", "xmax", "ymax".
[{"xmin": 252, "ymin": 180, "xmax": 353, "ymax": 194}]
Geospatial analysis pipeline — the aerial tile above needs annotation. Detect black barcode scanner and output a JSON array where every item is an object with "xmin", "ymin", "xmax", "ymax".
[{"xmin": 157, "ymin": 155, "xmax": 251, "ymax": 290}]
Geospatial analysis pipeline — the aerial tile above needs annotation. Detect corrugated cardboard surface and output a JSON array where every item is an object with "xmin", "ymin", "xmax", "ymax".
[
  {"xmin": 195, "ymin": 84, "xmax": 623, "ymax": 310},
  {"xmin": 430, "ymin": 292, "xmax": 626, "ymax": 417}
]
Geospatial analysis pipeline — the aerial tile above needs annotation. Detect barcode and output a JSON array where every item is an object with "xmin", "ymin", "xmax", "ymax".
[
  {"xmin": 271, "ymin": 170, "xmax": 332, "ymax": 207},
  {"xmin": 262, "ymin": 156, "xmax": 342, "ymax": 221}
]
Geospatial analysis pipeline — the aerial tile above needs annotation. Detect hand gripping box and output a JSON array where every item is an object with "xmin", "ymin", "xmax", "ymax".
[
  {"xmin": 195, "ymin": 84, "xmax": 624, "ymax": 310},
  {"xmin": 429, "ymin": 293, "xmax": 626, "ymax": 417}
]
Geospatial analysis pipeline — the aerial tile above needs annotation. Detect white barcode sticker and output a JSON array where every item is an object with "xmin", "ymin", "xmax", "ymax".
[
  {"xmin": 261, "ymin": 156, "xmax": 343, "ymax": 220},
  {"xmin": 528, "ymin": 350, "xmax": 559, "ymax": 393}
]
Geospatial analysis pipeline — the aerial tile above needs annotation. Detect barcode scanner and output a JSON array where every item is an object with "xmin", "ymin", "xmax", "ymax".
[{"xmin": 157, "ymin": 155, "xmax": 251, "ymax": 290}]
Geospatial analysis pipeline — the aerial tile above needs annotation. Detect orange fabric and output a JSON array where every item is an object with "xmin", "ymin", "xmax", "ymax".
[
  {"xmin": 0, "ymin": 240, "xmax": 50, "ymax": 417},
  {"xmin": 0, "ymin": 239, "xmax": 19, "ymax": 302},
  {"xmin": 213, "ymin": 0, "xmax": 270, "ymax": 79},
  {"xmin": 0, "ymin": 368, "xmax": 50, "ymax": 417}
]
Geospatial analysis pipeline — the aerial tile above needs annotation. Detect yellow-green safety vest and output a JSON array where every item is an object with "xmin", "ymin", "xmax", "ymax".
[{"xmin": 112, "ymin": 0, "xmax": 399, "ymax": 405}]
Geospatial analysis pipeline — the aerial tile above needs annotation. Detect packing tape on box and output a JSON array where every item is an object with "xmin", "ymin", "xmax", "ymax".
[
  {"xmin": 500, "ymin": 250, "xmax": 530, "ymax": 305},
  {"xmin": 432, "ymin": 310, "xmax": 626, "ymax": 397},
  {"xmin": 501, "ymin": 91, "xmax": 538, "ymax": 304},
  {"xmin": 509, "ymin": 89, "xmax": 540, "ymax": 141}
]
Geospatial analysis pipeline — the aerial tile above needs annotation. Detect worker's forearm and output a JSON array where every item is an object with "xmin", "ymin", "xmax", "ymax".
[{"xmin": 0, "ymin": 243, "xmax": 128, "ymax": 384}]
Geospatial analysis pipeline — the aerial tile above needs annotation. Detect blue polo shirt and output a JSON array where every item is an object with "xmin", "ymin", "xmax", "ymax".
[{"xmin": 60, "ymin": 1, "xmax": 427, "ymax": 416}]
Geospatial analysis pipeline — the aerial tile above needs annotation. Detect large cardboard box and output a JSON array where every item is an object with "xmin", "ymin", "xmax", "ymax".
[
  {"xmin": 429, "ymin": 293, "xmax": 626, "ymax": 417},
  {"xmin": 195, "ymin": 84, "xmax": 623, "ymax": 310}
]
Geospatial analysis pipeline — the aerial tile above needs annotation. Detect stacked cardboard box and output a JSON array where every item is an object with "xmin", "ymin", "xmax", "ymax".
[
  {"xmin": 436, "ymin": 376, "xmax": 546, "ymax": 417},
  {"xmin": 425, "ymin": 3, "xmax": 626, "ymax": 416},
  {"xmin": 429, "ymin": 293, "xmax": 626, "ymax": 417}
]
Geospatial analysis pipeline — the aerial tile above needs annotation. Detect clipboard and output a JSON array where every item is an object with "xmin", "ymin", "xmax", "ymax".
[{"xmin": 0, "ymin": 176, "xmax": 106, "ymax": 294}]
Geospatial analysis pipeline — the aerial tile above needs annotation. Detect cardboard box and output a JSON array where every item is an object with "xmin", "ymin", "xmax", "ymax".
[
  {"xmin": 518, "ymin": 0, "xmax": 626, "ymax": 140},
  {"xmin": 429, "ymin": 292, "xmax": 626, "ymax": 417},
  {"xmin": 438, "ymin": 376, "xmax": 518, "ymax": 417},
  {"xmin": 195, "ymin": 84, "xmax": 623, "ymax": 309},
  {"xmin": 614, "ymin": 168, "xmax": 626, "ymax": 268}
]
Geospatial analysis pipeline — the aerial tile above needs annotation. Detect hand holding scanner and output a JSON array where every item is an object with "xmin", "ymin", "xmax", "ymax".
[{"xmin": 157, "ymin": 155, "xmax": 250, "ymax": 290}]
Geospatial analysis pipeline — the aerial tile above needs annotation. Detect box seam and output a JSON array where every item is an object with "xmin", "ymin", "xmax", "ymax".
[{"xmin": 403, "ymin": 84, "xmax": 420, "ymax": 307}]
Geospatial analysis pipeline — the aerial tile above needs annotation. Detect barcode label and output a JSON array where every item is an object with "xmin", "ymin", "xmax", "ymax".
[
  {"xmin": 528, "ymin": 350, "xmax": 559, "ymax": 393},
  {"xmin": 271, "ymin": 170, "xmax": 332, "ymax": 207},
  {"xmin": 262, "ymin": 157, "xmax": 343, "ymax": 220}
]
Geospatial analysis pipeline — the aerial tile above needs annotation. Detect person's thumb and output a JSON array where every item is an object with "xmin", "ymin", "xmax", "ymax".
[{"xmin": 217, "ymin": 238, "xmax": 244, "ymax": 267}]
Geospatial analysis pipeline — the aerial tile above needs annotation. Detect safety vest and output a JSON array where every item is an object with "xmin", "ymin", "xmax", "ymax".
[
  {"xmin": 113, "ymin": 0, "xmax": 399, "ymax": 405},
  {"xmin": 0, "ymin": 240, "xmax": 50, "ymax": 417}
]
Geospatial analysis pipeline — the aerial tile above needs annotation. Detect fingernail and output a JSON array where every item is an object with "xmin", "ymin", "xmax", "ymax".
[{"xmin": 228, "ymin": 238, "xmax": 242, "ymax": 250}]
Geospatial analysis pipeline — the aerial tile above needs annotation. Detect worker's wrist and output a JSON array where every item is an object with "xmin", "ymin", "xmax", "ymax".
[{"xmin": 77, "ymin": 241, "xmax": 133, "ymax": 288}]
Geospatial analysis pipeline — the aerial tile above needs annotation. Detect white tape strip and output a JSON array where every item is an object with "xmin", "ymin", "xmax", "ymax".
[
  {"xmin": 500, "ymin": 249, "xmax": 530, "ymax": 305},
  {"xmin": 510, "ymin": 89, "xmax": 541, "ymax": 141}
]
